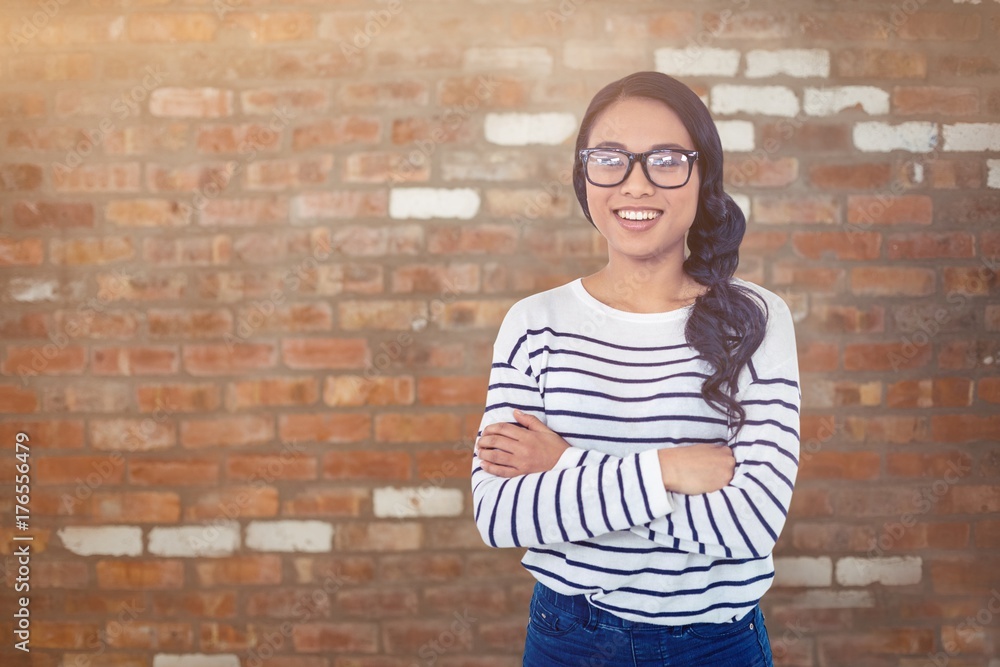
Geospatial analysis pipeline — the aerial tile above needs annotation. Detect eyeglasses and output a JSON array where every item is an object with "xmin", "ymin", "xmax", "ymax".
[{"xmin": 579, "ymin": 147, "xmax": 699, "ymax": 189}]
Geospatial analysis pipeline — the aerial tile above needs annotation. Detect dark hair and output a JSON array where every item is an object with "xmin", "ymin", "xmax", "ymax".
[{"xmin": 572, "ymin": 71, "xmax": 768, "ymax": 434}]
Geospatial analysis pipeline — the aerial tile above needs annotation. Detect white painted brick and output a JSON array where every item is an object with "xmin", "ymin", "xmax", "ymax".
[
  {"xmin": 245, "ymin": 520, "xmax": 334, "ymax": 553},
  {"xmin": 711, "ymin": 85, "xmax": 799, "ymax": 118},
  {"xmin": 389, "ymin": 188, "xmax": 480, "ymax": 220},
  {"xmin": 484, "ymin": 112, "xmax": 577, "ymax": 146},
  {"xmin": 773, "ymin": 556, "xmax": 833, "ymax": 587},
  {"xmin": 731, "ymin": 193, "xmax": 751, "ymax": 220},
  {"xmin": 153, "ymin": 655, "xmax": 240, "ymax": 667},
  {"xmin": 803, "ymin": 86, "xmax": 890, "ymax": 116},
  {"xmin": 9, "ymin": 278, "xmax": 58, "ymax": 303},
  {"xmin": 942, "ymin": 123, "xmax": 1000, "ymax": 151},
  {"xmin": 373, "ymin": 486, "xmax": 464, "ymax": 518},
  {"xmin": 716, "ymin": 120, "xmax": 755, "ymax": 152},
  {"xmin": 463, "ymin": 47, "xmax": 552, "ymax": 71},
  {"xmin": 654, "ymin": 47, "xmax": 740, "ymax": 77},
  {"xmin": 835, "ymin": 556, "xmax": 922, "ymax": 586},
  {"xmin": 988, "ymin": 159, "xmax": 1000, "ymax": 189},
  {"xmin": 148, "ymin": 523, "xmax": 240, "ymax": 557},
  {"xmin": 852, "ymin": 121, "xmax": 938, "ymax": 153},
  {"xmin": 58, "ymin": 526, "xmax": 142, "ymax": 557},
  {"xmin": 745, "ymin": 49, "xmax": 830, "ymax": 78}
]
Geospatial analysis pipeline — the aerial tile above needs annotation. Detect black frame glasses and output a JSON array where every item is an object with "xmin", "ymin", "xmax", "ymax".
[{"xmin": 579, "ymin": 147, "xmax": 700, "ymax": 189}]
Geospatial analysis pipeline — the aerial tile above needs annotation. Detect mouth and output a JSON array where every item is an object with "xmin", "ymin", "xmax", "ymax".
[{"xmin": 613, "ymin": 208, "xmax": 663, "ymax": 229}]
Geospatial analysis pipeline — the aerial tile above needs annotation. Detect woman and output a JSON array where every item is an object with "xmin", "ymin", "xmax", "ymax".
[{"xmin": 471, "ymin": 71, "xmax": 800, "ymax": 666}]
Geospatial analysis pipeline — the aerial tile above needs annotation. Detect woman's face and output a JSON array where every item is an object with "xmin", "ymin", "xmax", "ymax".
[{"xmin": 583, "ymin": 96, "xmax": 700, "ymax": 265}]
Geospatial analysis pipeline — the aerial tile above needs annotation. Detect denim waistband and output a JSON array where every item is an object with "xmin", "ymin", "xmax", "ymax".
[{"xmin": 532, "ymin": 582, "xmax": 757, "ymax": 631}]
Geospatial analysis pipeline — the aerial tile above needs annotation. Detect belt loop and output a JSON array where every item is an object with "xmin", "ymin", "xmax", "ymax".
[{"xmin": 584, "ymin": 595, "xmax": 599, "ymax": 631}]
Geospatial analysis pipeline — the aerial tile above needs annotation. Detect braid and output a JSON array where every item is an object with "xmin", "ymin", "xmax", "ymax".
[{"xmin": 684, "ymin": 191, "xmax": 767, "ymax": 434}]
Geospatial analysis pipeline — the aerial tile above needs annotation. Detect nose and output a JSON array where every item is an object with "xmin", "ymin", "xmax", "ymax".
[{"xmin": 619, "ymin": 161, "xmax": 656, "ymax": 197}]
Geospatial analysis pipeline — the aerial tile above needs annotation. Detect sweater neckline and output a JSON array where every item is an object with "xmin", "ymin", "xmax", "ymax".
[{"xmin": 569, "ymin": 278, "xmax": 696, "ymax": 323}]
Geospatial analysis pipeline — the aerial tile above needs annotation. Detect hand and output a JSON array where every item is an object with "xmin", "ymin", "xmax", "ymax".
[
  {"xmin": 658, "ymin": 444, "xmax": 735, "ymax": 495},
  {"xmin": 476, "ymin": 410, "xmax": 571, "ymax": 478}
]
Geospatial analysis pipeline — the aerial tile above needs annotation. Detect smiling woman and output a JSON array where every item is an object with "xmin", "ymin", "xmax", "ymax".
[{"xmin": 471, "ymin": 71, "xmax": 801, "ymax": 667}]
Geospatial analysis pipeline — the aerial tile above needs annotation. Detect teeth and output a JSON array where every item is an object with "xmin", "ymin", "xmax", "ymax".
[{"xmin": 616, "ymin": 209, "xmax": 659, "ymax": 222}]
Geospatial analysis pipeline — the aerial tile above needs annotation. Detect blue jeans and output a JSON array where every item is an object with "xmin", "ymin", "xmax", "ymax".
[{"xmin": 522, "ymin": 583, "xmax": 773, "ymax": 667}]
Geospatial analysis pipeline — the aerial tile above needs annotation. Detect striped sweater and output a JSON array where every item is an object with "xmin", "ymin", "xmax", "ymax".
[{"xmin": 471, "ymin": 276, "xmax": 801, "ymax": 625}]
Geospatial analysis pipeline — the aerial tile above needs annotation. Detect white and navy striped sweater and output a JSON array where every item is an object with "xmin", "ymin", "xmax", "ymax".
[{"xmin": 472, "ymin": 276, "xmax": 801, "ymax": 625}]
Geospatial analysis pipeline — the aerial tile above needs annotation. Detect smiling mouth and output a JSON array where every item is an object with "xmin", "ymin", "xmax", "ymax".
[{"xmin": 614, "ymin": 208, "xmax": 662, "ymax": 223}]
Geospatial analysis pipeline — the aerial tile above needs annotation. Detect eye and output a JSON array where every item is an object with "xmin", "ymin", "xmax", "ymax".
[{"xmin": 591, "ymin": 152, "xmax": 625, "ymax": 167}]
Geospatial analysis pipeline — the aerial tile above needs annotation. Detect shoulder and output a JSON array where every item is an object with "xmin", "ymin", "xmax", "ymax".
[
  {"xmin": 729, "ymin": 276, "xmax": 792, "ymax": 320},
  {"xmin": 493, "ymin": 279, "xmax": 578, "ymax": 341}
]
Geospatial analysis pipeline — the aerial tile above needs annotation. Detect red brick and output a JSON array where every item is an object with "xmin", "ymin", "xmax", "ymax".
[
  {"xmin": 280, "ymin": 413, "xmax": 372, "ymax": 444},
  {"xmin": 185, "ymin": 486, "xmax": 278, "ymax": 521},
  {"xmin": 427, "ymin": 225, "xmax": 519, "ymax": 254},
  {"xmin": 128, "ymin": 13, "xmax": 217, "ymax": 41},
  {"xmin": 979, "ymin": 377, "xmax": 1000, "ymax": 404},
  {"xmin": 223, "ymin": 12, "xmax": 314, "ymax": 42},
  {"xmin": 844, "ymin": 342, "xmax": 932, "ymax": 372},
  {"xmin": 107, "ymin": 199, "xmax": 189, "ymax": 229},
  {"xmin": 0, "ymin": 237, "xmax": 43, "ymax": 265},
  {"xmin": 850, "ymin": 267, "xmax": 935, "ymax": 296},
  {"xmin": 244, "ymin": 156, "xmax": 333, "ymax": 190},
  {"xmin": 943, "ymin": 266, "xmax": 996, "ymax": 296},
  {"xmin": 335, "ymin": 588, "xmax": 420, "ymax": 618},
  {"xmin": 323, "ymin": 376, "xmax": 415, "ymax": 407},
  {"xmin": 0, "ymin": 420, "xmax": 84, "ymax": 449},
  {"xmin": 724, "ymin": 157, "xmax": 798, "ymax": 188},
  {"xmin": 13, "ymin": 201, "xmax": 94, "ymax": 229},
  {"xmin": 836, "ymin": 49, "xmax": 927, "ymax": 78},
  {"xmin": 437, "ymin": 76, "xmax": 525, "ymax": 108},
  {"xmin": 932, "ymin": 415, "xmax": 1000, "ymax": 443},
  {"xmin": 930, "ymin": 557, "xmax": 1000, "ymax": 593},
  {"xmin": 817, "ymin": 629, "xmax": 933, "ymax": 662},
  {"xmin": 797, "ymin": 451, "xmax": 881, "ymax": 481},
  {"xmin": 974, "ymin": 520, "xmax": 1000, "ymax": 548},
  {"xmin": 225, "ymin": 454, "xmax": 318, "ymax": 481},
  {"xmin": 32, "ymin": 622, "xmax": 102, "ymax": 649},
  {"xmin": 36, "ymin": 455, "xmax": 125, "ymax": 485},
  {"xmin": 375, "ymin": 413, "xmax": 462, "ymax": 443},
  {"xmin": 93, "ymin": 346, "xmax": 180, "ymax": 376},
  {"xmin": 335, "ymin": 522, "xmax": 422, "ymax": 552},
  {"xmin": 282, "ymin": 338, "xmax": 369, "ymax": 369},
  {"xmin": 886, "ymin": 377, "xmax": 964, "ymax": 409},
  {"xmin": 195, "ymin": 555, "xmax": 282, "ymax": 586},
  {"xmin": 809, "ymin": 163, "xmax": 892, "ymax": 190},
  {"xmin": 886, "ymin": 451, "xmax": 973, "ymax": 478},
  {"xmin": 938, "ymin": 486, "xmax": 1000, "ymax": 515},
  {"xmin": 282, "ymin": 487, "xmax": 367, "ymax": 517},
  {"xmin": 417, "ymin": 376, "xmax": 488, "ymax": 406},
  {"xmin": 323, "ymin": 450, "xmax": 410, "ymax": 480},
  {"xmin": 293, "ymin": 117, "xmax": 380, "ymax": 150},
  {"xmin": 416, "ymin": 448, "xmax": 472, "ymax": 481},
  {"xmin": 0, "ymin": 385, "xmax": 38, "ymax": 413},
  {"xmin": 791, "ymin": 522, "xmax": 875, "ymax": 552},
  {"xmin": 939, "ymin": 193, "xmax": 1000, "ymax": 226},
  {"xmin": 92, "ymin": 491, "xmax": 181, "ymax": 523},
  {"xmin": 183, "ymin": 343, "xmax": 277, "ymax": 375},
  {"xmin": 226, "ymin": 377, "xmax": 319, "ymax": 409},
  {"xmin": 181, "ymin": 415, "xmax": 274, "ymax": 449},
  {"xmin": 886, "ymin": 232, "xmax": 974, "ymax": 259},
  {"xmin": 761, "ymin": 123, "xmax": 850, "ymax": 152},
  {"xmin": 800, "ymin": 12, "xmax": 891, "ymax": 40},
  {"xmin": 897, "ymin": 12, "xmax": 980, "ymax": 41},
  {"xmin": 150, "ymin": 88, "xmax": 233, "ymax": 118},
  {"xmin": 89, "ymin": 418, "xmax": 176, "ymax": 451},
  {"xmin": 293, "ymin": 623, "xmax": 378, "ymax": 653},
  {"xmin": 847, "ymin": 195, "xmax": 932, "ymax": 226},
  {"xmin": 149, "ymin": 309, "xmax": 233, "ymax": 339},
  {"xmin": 753, "ymin": 195, "xmax": 839, "ymax": 224},
  {"xmin": 195, "ymin": 123, "xmax": 282, "ymax": 154},
  {"xmin": 97, "ymin": 560, "xmax": 185, "ymax": 590},
  {"xmin": 0, "ymin": 92, "xmax": 46, "ymax": 119},
  {"xmin": 106, "ymin": 622, "xmax": 193, "ymax": 650},
  {"xmin": 771, "ymin": 263, "xmax": 844, "ymax": 293},
  {"xmin": 129, "ymin": 457, "xmax": 219, "ymax": 486},
  {"xmin": 148, "ymin": 591, "xmax": 238, "ymax": 618},
  {"xmin": 892, "ymin": 86, "xmax": 979, "ymax": 115},
  {"xmin": 96, "ymin": 271, "xmax": 187, "ymax": 302},
  {"xmin": 137, "ymin": 383, "xmax": 218, "ymax": 413},
  {"xmin": 703, "ymin": 11, "xmax": 791, "ymax": 38},
  {"xmin": 0, "ymin": 163, "xmax": 43, "ymax": 191},
  {"xmin": 339, "ymin": 81, "xmax": 428, "ymax": 108},
  {"xmin": 53, "ymin": 163, "xmax": 141, "ymax": 192},
  {"xmin": 791, "ymin": 231, "xmax": 880, "ymax": 261},
  {"xmin": 344, "ymin": 151, "xmax": 430, "ymax": 183},
  {"xmin": 796, "ymin": 341, "xmax": 839, "ymax": 373}
]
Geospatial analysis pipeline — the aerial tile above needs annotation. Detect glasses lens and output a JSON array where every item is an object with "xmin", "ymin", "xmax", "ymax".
[
  {"xmin": 585, "ymin": 149, "xmax": 629, "ymax": 186},
  {"xmin": 645, "ymin": 150, "xmax": 692, "ymax": 187}
]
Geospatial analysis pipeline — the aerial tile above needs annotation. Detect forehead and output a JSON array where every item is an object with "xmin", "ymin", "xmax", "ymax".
[{"xmin": 587, "ymin": 97, "xmax": 694, "ymax": 149}]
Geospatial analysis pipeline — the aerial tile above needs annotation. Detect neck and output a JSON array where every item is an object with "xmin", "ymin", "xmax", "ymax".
[{"xmin": 587, "ymin": 247, "xmax": 707, "ymax": 313}]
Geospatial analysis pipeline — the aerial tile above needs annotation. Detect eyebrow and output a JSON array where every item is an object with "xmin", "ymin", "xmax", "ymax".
[{"xmin": 595, "ymin": 141, "xmax": 690, "ymax": 150}]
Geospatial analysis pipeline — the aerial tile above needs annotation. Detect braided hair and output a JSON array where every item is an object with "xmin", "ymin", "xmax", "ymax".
[{"xmin": 572, "ymin": 71, "xmax": 768, "ymax": 434}]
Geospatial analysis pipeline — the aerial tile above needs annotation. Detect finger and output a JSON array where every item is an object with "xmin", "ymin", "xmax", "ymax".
[
  {"xmin": 483, "ymin": 422, "xmax": 524, "ymax": 441},
  {"xmin": 477, "ymin": 435, "xmax": 517, "ymax": 454},
  {"xmin": 481, "ymin": 460, "xmax": 519, "ymax": 478},
  {"xmin": 513, "ymin": 409, "xmax": 552, "ymax": 432}
]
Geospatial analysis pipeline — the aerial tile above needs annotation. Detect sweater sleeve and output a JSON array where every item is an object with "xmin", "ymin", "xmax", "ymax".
[
  {"xmin": 629, "ymin": 297, "xmax": 801, "ymax": 559},
  {"xmin": 471, "ymin": 303, "xmax": 674, "ymax": 549}
]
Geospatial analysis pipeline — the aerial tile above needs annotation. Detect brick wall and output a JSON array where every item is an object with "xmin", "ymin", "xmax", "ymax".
[{"xmin": 1, "ymin": 0, "xmax": 998, "ymax": 665}]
